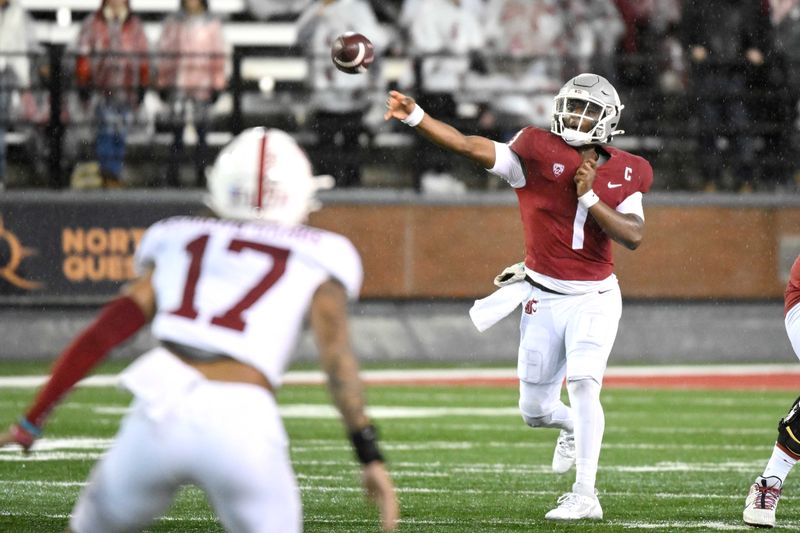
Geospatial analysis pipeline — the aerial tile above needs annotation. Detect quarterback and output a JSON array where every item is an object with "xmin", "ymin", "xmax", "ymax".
[
  {"xmin": 385, "ymin": 73, "xmax": 652, "ymax": 520},
  {"xmin": 0, "ymin": 128, "xmax": 399, "ymax": 532}
]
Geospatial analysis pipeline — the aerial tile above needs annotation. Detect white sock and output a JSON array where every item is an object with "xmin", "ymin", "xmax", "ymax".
[
  {"xmin": 761, "ymin": 445, "xmax": 797, "ymax": 484},
  {"xmin": 567, "ymin": 377, "xmax": 604, "ymax": 493},
  {"xmin": 551, "ymin": 401, "xmax": 574, "ymax": 433}
]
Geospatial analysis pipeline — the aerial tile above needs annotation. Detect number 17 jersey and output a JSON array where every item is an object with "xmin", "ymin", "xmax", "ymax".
[{"xmin": 134, "ymin": 216, "xmax": 363, "ymax": 389}]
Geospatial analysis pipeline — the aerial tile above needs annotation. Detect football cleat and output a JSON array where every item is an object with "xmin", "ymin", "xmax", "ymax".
[
  {"xmin": 545, "ymin": 491, "xmax": 603, "ymax": 520},
  {"xmin": 552, "ymin": 429, "xmax": 576, "ymax": 474},
  {"xmin": 743, "ymin": 476, "xmax": 782, "ymax": 528}
]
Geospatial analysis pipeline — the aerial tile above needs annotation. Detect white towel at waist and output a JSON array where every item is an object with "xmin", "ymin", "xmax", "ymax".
[{"xmin": 469, "ymin": 282, "xmax": 533, "ymax": 332}]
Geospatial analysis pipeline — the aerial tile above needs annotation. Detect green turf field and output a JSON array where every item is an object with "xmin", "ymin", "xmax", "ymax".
[{"xmin": 0, "ymin": 366, "xmax": 797, "ymax": 532}]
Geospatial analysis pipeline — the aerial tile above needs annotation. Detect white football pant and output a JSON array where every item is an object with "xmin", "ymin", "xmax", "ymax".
[
  {"xmin": 517, "ymin": 286, "xmax": 622, "ymax": 490},
  {"xmin": 517, "ymin": 286, "xmax": 621, "ymax": 411},
  {"xmin": 786, "ymin": 303, "xmax": 800, "ymax": 361},
  {"xmin": 70, "ymin": 381, "xmax": 301, "ymax": 533}
]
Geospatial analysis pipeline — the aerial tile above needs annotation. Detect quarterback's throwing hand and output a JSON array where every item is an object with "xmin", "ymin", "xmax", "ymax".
[
  {"xmin": 362, "ymin": 461, "xmax": 400, "ymax": 531},
  {"xmin": 384, "ymin": 90, "xmax": 416, "ymax": 122}
]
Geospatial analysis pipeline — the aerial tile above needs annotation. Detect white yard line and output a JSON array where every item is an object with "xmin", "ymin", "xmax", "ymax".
[
  {"xmin": 0, "ymin": 510, "xmax": 773, "ymax": 530},
  {"xmin": 0, "ymin": 478, "xmax": 790, "ymax": 502},
  {"xmin": 1, "ymin": 363, "xmax": 799, "ymax": 388}
]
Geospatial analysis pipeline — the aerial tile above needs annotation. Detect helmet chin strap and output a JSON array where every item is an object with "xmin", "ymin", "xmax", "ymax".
[{"xmin": 561, "ymin": 129, "xmax": 593, "ymax": 147}]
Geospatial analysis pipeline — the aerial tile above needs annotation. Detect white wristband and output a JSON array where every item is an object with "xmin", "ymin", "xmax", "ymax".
[
  {"xmin": 578, "ymin": 190, "xmax": 600, "ymax": 209},
  {"xmin": 402, "ymin": 104, "xmax": 425, "ymax": 127}
]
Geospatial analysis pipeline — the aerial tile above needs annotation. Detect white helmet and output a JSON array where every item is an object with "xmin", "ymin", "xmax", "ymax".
[
  {"xmin": 551, "ymin": 73, "xmax": 625, "ymax": 147},
  {"xmin": 205, "ymin": 127, "xmax": 333, "ymax": 225}
]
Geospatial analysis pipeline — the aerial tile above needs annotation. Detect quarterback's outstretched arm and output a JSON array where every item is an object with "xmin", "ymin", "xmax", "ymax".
[
  {"xmin": 310, "ymin": 279, "xmax": 399, "ymax": 532},
  {"xmin": 384, "ymin": 90, "xmax": 496, "ymax": 169}
]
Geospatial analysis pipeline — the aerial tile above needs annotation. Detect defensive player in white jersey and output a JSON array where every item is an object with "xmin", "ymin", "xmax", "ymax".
[
  {"xmin": 0, "ymin": 128, "xmax": 399, "ymax": 532},
  {"xmin": 385, "ymin": 73, "xmax": 652, "ymax": 520},
  {"xmin": 743, "ymin": 255, "xmax": 800, "ymax": 528}
]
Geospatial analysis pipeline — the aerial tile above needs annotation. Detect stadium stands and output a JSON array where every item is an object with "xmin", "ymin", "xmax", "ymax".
[{"xmin": 1, "ymin": 1, "xmax": 794, "ymax": 192}]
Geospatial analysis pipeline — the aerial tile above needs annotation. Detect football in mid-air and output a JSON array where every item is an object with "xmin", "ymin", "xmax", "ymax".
[{"xmin": 330, "ymin": 32, "xmax": 374, "ymax": 74}]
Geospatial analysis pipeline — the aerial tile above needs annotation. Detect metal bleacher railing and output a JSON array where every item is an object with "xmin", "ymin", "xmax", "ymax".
[{"xmin": 1, "ymin": 47, "xmax": 796, "ymax": 190}]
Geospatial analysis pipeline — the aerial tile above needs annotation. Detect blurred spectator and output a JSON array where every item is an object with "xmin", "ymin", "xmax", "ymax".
[
  {"xmin": 564, "ymin": 0, "xmax": 624, "ymax": 79},
  {"xmin": 771, "ymin": 0, "xmax": 800, "ymax": 88},
  {"xmin": 398, "ymin": 0, "xmax": 484, "ymax": 190},
  {"xmin": 0, "ymin": 0, "xmax": 40, "ymax": 189},
  {"xmin": 614, "ymin": 0, "xmax": 681, "ymax": 88},
  {"xmin": 157, "ymin": 0, "xmax": 227, "ymax": 188},
  {"xmin": 399, "ymin": 0, "xmax": 484, "ymax": 121},
  {"xmin": 296, "ymin": 0, "xmax": 388, "ymax": 187},
  {"xmin": 681, "ymin": 0, "xmax": 769, "ymax": 192},
  {"xmin": 246, "ymin": 0, "xmax": 311, "ymax": 21},
  {"xmin": 476, "ymin": 0, "xmax": 567, "ymax": 141},
  {"xmin": 767, "ymin": 0, "xmax": 800, "ymax": 189},
  {"xmin": 76, "ymin": 0, "xmax": 150, "ymax": 187},
  {"xmin": 367, "ymin": 0, "xmax": 405, "ymax": 23}
]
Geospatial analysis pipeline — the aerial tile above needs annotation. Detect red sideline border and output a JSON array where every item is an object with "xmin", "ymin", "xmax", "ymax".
[
  {"xmin": 348, "ymin": 366, "xmax": 800, "ymax": 390},
  {"xmin": 1, "ymin": 366, "xmax": 798, "ymax": 391},
  {"xmin": 359, "ymin": 375, "xmax": 800, "ymax": 390},
  {"xmin": 602, "ymin": 373, "xmax": 800, "ymax": 390}
]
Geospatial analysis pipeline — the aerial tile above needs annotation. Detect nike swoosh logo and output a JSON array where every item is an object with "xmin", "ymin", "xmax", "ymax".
[{"xmin": 607, "ymin": 183, "xmax": 622, "ymax": 189}]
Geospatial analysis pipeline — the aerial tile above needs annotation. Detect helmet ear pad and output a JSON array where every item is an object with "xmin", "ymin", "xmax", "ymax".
[
  {"xmin": 205, "ymin": 128, "xmax": 323, "ymax": 225},
  {"xmin": 551, "ymin": 73, "xmax": 624, "ymax": 146}
]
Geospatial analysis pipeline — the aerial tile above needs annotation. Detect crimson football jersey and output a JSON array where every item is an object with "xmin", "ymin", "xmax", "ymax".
[
  {"xmin": 509, "ymin": 127, "xmax": 653, "ymax": 281},
  {"xmin": 785, "ymin": 255, "xmax": 800, "ymax": 316}
]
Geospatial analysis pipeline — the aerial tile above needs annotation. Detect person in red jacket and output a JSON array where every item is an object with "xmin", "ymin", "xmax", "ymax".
[
  {"xmin": 75, "ymin": 0, "xmax": 149, "ymax": 186},
  {"xmin": 156, "ymin": 0, "xmax": 227, "ymax": 188}
]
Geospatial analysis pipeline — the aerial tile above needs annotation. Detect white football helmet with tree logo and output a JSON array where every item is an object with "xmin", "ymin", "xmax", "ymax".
[{"xmin": 205, "ymin": 128, "xmax": 333, "ymax": 225}]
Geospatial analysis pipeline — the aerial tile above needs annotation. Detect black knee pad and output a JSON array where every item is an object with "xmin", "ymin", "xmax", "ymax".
[{"xmin": 777, "ymin": 395, "xmax": 800, "ymax": 456}]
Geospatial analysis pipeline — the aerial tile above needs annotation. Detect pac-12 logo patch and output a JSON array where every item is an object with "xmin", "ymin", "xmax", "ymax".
[{"xmin": 552, "ymin": 163, "xmax": 565, "ymax": 177}]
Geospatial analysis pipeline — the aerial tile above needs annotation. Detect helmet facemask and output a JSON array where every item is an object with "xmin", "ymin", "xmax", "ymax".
[{"xmin": 550, "ymin": 73, "xmax": 625, "ymax": 147}]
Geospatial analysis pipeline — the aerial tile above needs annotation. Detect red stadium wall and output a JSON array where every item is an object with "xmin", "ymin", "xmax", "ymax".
[
  {"xmin": 1, "ymin": 191, "xmax": 799, "ymax": 303},
  {"xmin": 311, "ymin": 203, "xmax": 800, "ymax": 300}
]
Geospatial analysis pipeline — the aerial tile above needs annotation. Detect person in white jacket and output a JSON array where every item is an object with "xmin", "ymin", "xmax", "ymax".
[
  {"xmin": 398, "ymin": 0, "xmax": 485, "ymax": 190},
  {"xmin": 296, "ymin": 0, "xmax": 389, "ymax": 187},
  {"xmin": 0, "ymin": 0, "xmax": 40, "ymax": 188}
]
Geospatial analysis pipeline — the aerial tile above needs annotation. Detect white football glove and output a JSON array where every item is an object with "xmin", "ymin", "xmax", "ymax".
[{"xmin": 493, "ymin": 262, "xmax": 527, "ymax": 288}]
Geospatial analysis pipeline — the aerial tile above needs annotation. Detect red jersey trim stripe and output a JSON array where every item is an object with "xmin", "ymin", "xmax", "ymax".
[{"xmin": 255, "ymin": 130, "xmax": 268, "ymax": 209}]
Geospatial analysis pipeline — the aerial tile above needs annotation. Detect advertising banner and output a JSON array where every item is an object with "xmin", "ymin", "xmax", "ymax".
[
  {"xmin": 1, "ymin": 191, "xmax": 799, "ymax": 304},
  {"xmin": 0, "ymin": 192, "xmax": 202, "ymax": 304}
]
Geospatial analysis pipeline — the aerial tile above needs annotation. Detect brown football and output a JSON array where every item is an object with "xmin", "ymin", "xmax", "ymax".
[{"xmin": 330, "ymin": 32, "xmax": 374, "ymax": 74}]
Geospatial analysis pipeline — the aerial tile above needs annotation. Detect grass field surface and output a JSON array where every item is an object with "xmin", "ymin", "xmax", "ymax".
[{"xmin": 0, "ymin": 362, "xmax": 797, "ymax": 532}]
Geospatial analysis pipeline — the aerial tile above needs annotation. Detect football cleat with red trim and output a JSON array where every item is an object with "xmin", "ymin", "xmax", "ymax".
[{"xmin": 743, "ymin": 476, "xmax": 782, "ymax": 528}]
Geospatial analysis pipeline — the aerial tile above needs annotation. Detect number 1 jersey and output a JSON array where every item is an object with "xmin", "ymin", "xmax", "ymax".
[
  {"xmin": 134, "ymin": 216, "xmax": 363, "ymax": 388},
  {"xmin": 509, "ymin": 127, "xmax": 653, "ymax": 281}
]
